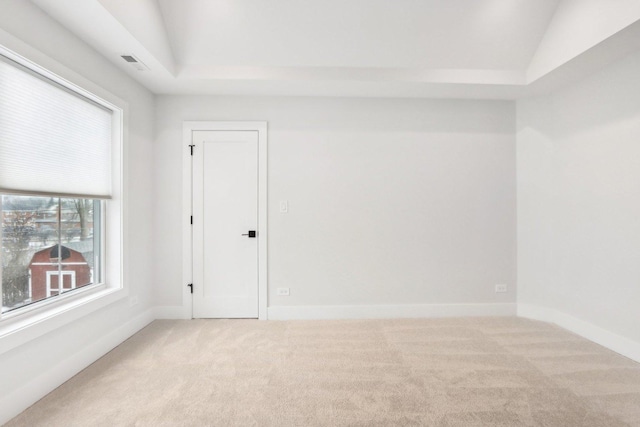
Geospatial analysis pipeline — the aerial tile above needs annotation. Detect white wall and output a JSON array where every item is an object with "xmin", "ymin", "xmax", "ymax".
[
  {"xmin": 155, "ymin": 96, "xmax": 517, "ymax": 316},
  {"xmin": 518, "ymin": 49, "xmax": 640, "ymax": 345},
  {"xmin": 527, "ymin": 0, "xmax": 640, "ymax": 82},
  {"xmin": 0, "ymin": 1, "xmax": 155, "ymax": 424}
]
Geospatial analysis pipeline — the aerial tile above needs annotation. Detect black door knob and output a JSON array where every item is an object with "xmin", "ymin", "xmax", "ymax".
[{"xmin": 242, "ymin": 230, "xmax": 257, "ymax": 238}]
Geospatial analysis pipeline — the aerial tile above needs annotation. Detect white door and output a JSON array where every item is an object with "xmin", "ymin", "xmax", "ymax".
[{"xmin": 192, "ymin": 130, "xmax": 259, "ymax": 318}]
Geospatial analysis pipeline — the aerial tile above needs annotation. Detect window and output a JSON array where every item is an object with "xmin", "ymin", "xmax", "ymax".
[
  {"xmin": 1, "ymin": 196, "xmax": 102, "ymax": 313},
  {"xmin": 0, "ymin": 46, "xmax": 121, "ymax": 322}
]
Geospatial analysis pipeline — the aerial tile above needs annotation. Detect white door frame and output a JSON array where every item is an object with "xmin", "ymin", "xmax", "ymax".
[{"xmin": 183, "ymin": 121, "xmax": 268, "ymax": 320}]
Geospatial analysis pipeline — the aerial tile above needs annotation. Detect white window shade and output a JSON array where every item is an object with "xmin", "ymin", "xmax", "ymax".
[{"xmin": 0, "ymin": 56, "xmax": 112, "ymax": 199}]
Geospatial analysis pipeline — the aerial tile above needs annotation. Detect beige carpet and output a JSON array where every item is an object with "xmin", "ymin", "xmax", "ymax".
[{"xmin": 6, "ymin": 317, "xmax": 640, "ymax": 426}]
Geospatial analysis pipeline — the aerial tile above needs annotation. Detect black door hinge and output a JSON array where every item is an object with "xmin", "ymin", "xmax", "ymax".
[
  {"xmin": 189, "ymin": 144, "xmax": 195, "ymax": 155},
  {"xmin": 187, "ymin": 283, "xmax": 193, "ymax": 294},
  {"xmin": 190, "ymin": 215, "xmax": 193, "ymax": 225}
]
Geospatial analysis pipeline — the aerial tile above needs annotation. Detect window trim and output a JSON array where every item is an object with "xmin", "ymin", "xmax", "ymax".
[{"xmin": 0, "ymin": 43, "xmax": 126, "ymax": 356}]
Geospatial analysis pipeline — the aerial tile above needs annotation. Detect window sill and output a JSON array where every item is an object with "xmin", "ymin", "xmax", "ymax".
[{"xmin": 0, "ymin": 285, "xmax": 126, "ymax": 356}]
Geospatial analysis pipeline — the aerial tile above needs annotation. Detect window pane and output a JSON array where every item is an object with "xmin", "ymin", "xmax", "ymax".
[{"xmin": 1, "ymin": 195, "xmax": 101, "ymax": 313}]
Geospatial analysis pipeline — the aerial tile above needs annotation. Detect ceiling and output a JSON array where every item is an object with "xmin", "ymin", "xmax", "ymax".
[
  {"xmin": 159, "ymin": 0, "xmax": 557, "ymax": 70},
  {"xmin": 28, "ymin": 0, "xmax": 640, "ymax": 99}
]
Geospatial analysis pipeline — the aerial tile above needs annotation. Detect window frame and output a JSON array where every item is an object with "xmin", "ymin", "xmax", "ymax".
[{"xmin": 0, "ymin": 43, "xmax": 126, "ymax": 356}]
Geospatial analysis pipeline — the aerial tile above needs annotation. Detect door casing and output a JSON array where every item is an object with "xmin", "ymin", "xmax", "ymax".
[{"xmin": 182, "ymin": 121, "xmax": 268, "ymax": 320}]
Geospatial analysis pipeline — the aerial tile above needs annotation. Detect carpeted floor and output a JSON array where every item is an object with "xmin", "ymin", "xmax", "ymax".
[{"xmin": 6, "ymin": 317, "xmax": 640, "ymax": 426}]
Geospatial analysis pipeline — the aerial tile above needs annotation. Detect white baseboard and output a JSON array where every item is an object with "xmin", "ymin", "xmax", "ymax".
[
  {"xmin": 154, "ymin": 305, "xmax": 191, "ymax": 319},
  {"xmin": 0, "ymin": 309, "xmax": 155, "ymax": 426},
  {"xmin": 268, "ymin": 303, "xmax": 517, "ymax": 320},
  {"xmin": 518, "ymin": 304, "xmax": 640, "ymax": 363}
]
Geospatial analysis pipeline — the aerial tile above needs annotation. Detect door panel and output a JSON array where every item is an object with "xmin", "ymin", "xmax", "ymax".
[{"xmin": 193, "ymin": 130, "xmax": 259, "ymax": 318}]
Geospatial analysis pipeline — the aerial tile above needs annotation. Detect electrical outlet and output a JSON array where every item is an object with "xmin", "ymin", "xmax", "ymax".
[
  {"xmin": 279, "ymin": 200, "xmax": 288, "ymax": 213},
  {"xmin": 495, "ymin": 284, "xmax": 507, "ymax": 293},
  {"xmin": 277, "ymin": 287, "xmax": 290, "ymax": 296}
]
